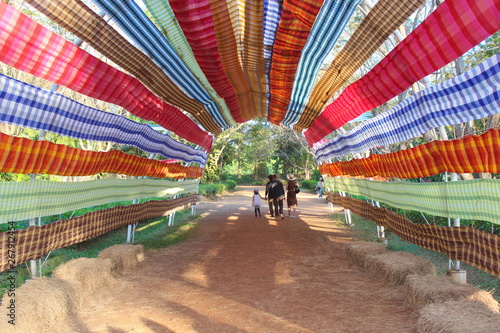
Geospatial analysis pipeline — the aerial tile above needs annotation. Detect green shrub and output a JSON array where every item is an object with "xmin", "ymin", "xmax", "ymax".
[
  {"xmin": 222, "ymin": 180, "xmax": 237, "ymax": 190},
  {"xmin": 199, "ymin": 181, "xmax": 237, "ymax": 195},
  {"xmin": 300, "ymin": 179, "xmax": 317, "ymax": 189}
]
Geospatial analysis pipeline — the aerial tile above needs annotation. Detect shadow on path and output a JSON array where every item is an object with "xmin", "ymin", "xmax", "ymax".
[{"xmin": 74, "ymin": 186, "xmax": 418, "ymax": 332}]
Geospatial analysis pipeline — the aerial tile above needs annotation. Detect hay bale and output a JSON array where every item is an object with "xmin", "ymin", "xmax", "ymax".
[
  {"xmin": 404, "ymin": 274, "xmax": 499, "ymax": 310},
  {"xmin": 0, "ymin": 277, "xmax": 78, "ymax": 333},
  {"xmin": 346, "ymin": 241, "xmax": 388, "ymax": 268},
  {"xmin": 98, "ymin": 244, "xmax": 145, "ymax": 274},
  {"xmin": 417, "ymin": 300, "xmax": 500, "ymax": 333},
  {"xmin": 52, "ymin": 257, "xmax": 114, "ymax": 302},
  {"xmin": 365, "ymin": 251, "xmax": 436, "ymax": 285}
]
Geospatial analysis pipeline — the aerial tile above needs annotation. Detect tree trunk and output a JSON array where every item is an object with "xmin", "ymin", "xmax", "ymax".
[{"xmin": 485, "ymin": 114, "xmax": 500, "ymax": 130}]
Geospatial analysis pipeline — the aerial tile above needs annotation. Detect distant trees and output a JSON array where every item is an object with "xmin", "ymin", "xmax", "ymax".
[{"xmin": 203, "ymin": 119, "xmax": 316, "ymax": 182}]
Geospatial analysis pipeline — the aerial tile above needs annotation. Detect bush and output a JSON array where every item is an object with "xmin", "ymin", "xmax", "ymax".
[
  {"xmin": 220, "ymin": 174, "xmax": 256, "ymax": 185},
  {"xmin": 222, "ymin": 180, "xmax": 237, "ymax": 190},
  {"xmin": 300, "ymin": 179, "xmax": 317, "ymax": 189},
  {"xmin": 252, "ymin": 179, "xmax": 266, "ymax": 186},
  {"xmin": 199, "ymin": 181, "xmax": 237, "ymax": 195}
]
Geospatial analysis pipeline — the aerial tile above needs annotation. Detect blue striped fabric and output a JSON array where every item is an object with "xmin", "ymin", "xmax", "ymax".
[
  {"xmin": 283, "ymin": 0, "xmax": 361, "ymax": 126},
  {"xmin": 92, "ymin": 0, "xmax": 229, "ymax": 129},
  {"xmin": 263, "ymin": 0, "xmax": 282, "ymax": 114},
  {"xmin": 0, "ymin": 74, "xmax": 208, "ymax": 165},
  {"xmin": 314, "ymin": 54, "xmax": 500, "ymax": 162}
]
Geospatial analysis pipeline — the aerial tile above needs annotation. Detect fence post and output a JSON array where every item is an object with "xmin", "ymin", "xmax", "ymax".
[
  {"xmin": 28, "ymin": 173, "xmax": 40, "ymax": 279},
  {"xmin": 373, "ymin": 201, "xmax": 388, "ymax": 245},
  {"xmin": 339, "ymin": 191, "xmax": 352, "ymax": 225},
  {"xmin": 448, "ymin": 172, "xmax": 467, "ymax": 284},
  {"xmin": 126, "ymin": 195, "xmax": 139, "ymax": 244}
]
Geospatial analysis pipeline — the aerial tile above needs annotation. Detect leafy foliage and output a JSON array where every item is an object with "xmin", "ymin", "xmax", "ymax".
[{"xmin": 205, "ymin": 118, "xmax": 317, "ymax": 182}]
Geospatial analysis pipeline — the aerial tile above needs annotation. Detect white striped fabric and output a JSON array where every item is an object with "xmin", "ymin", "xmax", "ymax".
[
  {"xmin": 263, "ymin": 0, "xmax": 282, "ymax": 114},
  {"xmin": 0, "ymin": 74, "xmax": 208, "ymax": 164},
  {"xmin": 315, "ymin": 54, "xmax": 500, "ymax": 162},
  {"xmin": 325, "ymin": 177, "xmax": 500, "ymax": 225},
  {"xmin": 283, "ymin": 0, "xmax": 361, "ymax": 126},
  {"xmin": 0, "ymin": 178, "xmax": 200, "ymax": 223},
  {"xmin": 92, "ymin": 0, "xmax": 231, "ymax": 128}
]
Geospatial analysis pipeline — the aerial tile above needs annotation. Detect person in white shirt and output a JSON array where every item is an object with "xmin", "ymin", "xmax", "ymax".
[{"xmin": 252, "ymin": 188, "xmax": 265, "ymax": 217}]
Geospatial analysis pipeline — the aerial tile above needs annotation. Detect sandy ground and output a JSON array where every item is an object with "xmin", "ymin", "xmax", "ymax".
[{"xmin": 72, "ymin": 186, "xmax": 418, "ymax": 332}]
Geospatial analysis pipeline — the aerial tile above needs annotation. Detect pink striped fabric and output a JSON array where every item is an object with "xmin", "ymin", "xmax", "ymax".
[
  {"xmin": 0, "ymin": 2, "xmax": 213, "ymax": 150},
  {"xmin": 304, "ymin": 0, "xmax": 500, "ymax": 145},
  {"xmin": 169, "ymin": 0, "xmax": 245, "ymax": 123}
]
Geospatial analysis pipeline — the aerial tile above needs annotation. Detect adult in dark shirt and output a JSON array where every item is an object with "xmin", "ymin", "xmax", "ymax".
[
  {"xmin": 264, "ymin": 174, "xmax": 275, "ymax": 217},
  {"xmin": 268, "ymin": 174, "xmax": 285, "ymax": 219}
]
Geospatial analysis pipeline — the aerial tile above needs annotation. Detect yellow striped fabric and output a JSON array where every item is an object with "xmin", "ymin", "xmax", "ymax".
[
  {"xmin": 210, "ymin": 0, "xmax": 257, "ymax": 120},
  {"xmin": 224, "ymin": 0, "xmax": 267, "ymax": 118}
]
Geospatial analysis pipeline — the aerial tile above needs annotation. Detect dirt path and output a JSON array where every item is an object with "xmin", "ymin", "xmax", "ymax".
[{"xmin": 73, "ymin": 186, "xmax": 418, "ymax": 332}]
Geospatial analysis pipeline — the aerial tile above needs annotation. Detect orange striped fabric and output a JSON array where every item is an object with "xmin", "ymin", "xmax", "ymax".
[
  {"xmin": 319, "ymin": 129, "xmax": 500, "ymax": 179},
  {"xmin": 0, "ymin": 134, "xmax": 203, "ymax": 179},
  {"xmin": 0, "ymin": 195, "xmax": 196, "ymax": 273},
  {"xmin": 327, "ymin": 192, "xmax": 500, "ymax": 278},
  {"xmin": 210, "ymin": 0, "xmax": 257, "ymax": 120},
  {"xmin": 268, "ymin": 0, "xmax": 324, "ymax": 124},
  {"xmin": 236, "ymin": 0, "xmax": 267, "ymax": 118},
  {"xmin": 294, "ymin": 0, "xmax": 426, "ymax": 131}
]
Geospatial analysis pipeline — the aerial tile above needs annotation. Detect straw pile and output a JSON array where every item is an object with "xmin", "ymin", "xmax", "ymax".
[
  {"xmin": 404, "ymin": 274, "xmax": 499, "ymax": 310},
  {"xmin": 345, "ymin": 241, "xmax": 388, "ymax": 268},
  {"xmin": 365, "ymin": 251, "xmax": 436, "ymax": 285},
  {"xmin": 98, "ymin": 244, "xmax": 145, "ymax": 275},
  {"xmin": 417, "ymin": 300, "xmax": 500, "ymax": 332},
  {"xmin": 0, "ymin": 277, "xmax": 77, "ymax": 333},
  {"xmin": 52, "ymin": 257, "xmax": 114, "ymax": 303}
]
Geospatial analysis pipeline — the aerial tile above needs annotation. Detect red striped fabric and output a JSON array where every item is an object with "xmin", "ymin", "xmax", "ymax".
[
  {"xmin": 169, "ymin": 0, "xmax": 245, "ymax": 123},
  {"xmin": 0, "ymin": 134, "xmax": 203, "ymax": 178},
  {"xmin": 305, "ymin": 0, "xmax": 500, "ymax": 145},
  {"xmin": 268, "ymin": 0, "xmax": 324, "ymax": 124},
  {"xmin": 319, "ymin": 129, "xmax": 500, "ymax": 179},
  {"xmin": 0, "ymin": 2, "xmax": 213, "ymax": 150}
]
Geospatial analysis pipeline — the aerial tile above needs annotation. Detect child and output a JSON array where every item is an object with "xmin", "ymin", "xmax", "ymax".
[{"xmin": 252, "ymin": 189, "xmax": 264, "ymax": 217}]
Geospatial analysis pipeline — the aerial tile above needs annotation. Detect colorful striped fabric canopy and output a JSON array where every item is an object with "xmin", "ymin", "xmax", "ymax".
[
  {"xmin": 0, "ymin": 0, "xmax": 499, "ymax": 278},
  {"xmin": 0, "ymin": 0, "xmax": 498, "ymax": 183},
  {"xmin": 1, "ymin": 0, "xmax": 498, "ymax": 147}
]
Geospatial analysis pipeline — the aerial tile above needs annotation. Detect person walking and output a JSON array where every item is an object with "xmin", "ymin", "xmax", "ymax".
[
  {"xmin": 315, "ymin": 178, "xmax": 324, "ymax": 199},
  {"xmin": 251, "ymin": 189, "xmax": 264, "ymax": 217},
  {"xmin": 269, "ymin": 174, "xmax": 285, "ymax": 219},
  {"xmin": 286, "ymin": 174, "xmax": 298, "ymax": 217},
  {"xmin": 264, "ymin": 174, "xmax": 275, "ymax": 217}
]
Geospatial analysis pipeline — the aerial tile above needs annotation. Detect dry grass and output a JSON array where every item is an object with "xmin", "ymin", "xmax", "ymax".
[
  {"xmin": 345, "ymin": 241, "xmax": 388, "ymax": 268},
  {"xmin": 417, "ymin": 300, "xmax": 500, "ymax": 332},
  {"xmin": 0, "ymin": 277, "xmax": 77, "ymax": 333},
  {"xmin": 404, "ymin": 274, "xmax": 499, "ymax": 311},
  {"xmin": 52, "ymin": 257, "xmax": 114, "ymax": 303},
  {"xmin": 98, "ymin": 244, "xmax": 145, "ymax": 275},
  {"xmin": 365, "ymin": 251, "xmax": 436, "ymax": 285}
]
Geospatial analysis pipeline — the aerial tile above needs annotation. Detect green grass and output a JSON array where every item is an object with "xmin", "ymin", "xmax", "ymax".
[
  {"xmin": 0, "ymin": 209, "xmax": 200, "ymax": 299},
  {"xmin": 329, "ymin": 211, "xmax": 500, "ymax": 302}
]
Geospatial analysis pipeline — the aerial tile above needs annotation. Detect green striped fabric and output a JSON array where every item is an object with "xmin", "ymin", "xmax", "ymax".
[
  {"xmin": 143, "ymin": 0, "xmax": 235, "ymax": 125},
  {"xmin": 0, "ymin": 178, "xmax": 199, "ymax": 223},
  {"xmin": 325, "ymin": 177, "xmax": 500, "ymax": 224}
]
